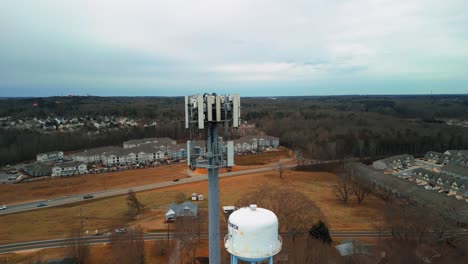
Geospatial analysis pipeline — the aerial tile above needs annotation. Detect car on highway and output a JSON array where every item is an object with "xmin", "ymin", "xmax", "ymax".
[
  {"xmin": 36, "ymin": 203, "xmax": 47, "ymax": 207},
  {"xmin": 0, "ymin": 205, "xmax": 7, "ymax": 210},
  {"xmin": 114, "ymin": 228, "xmax": 127, "ymax": 233},
  {"xmin": 83, "ymin": 194, "xmax": 94, "ymax": 199}
]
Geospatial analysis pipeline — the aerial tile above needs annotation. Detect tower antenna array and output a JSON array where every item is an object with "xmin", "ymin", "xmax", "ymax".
[{"xmin": 185, "ymin": 93, "xmax": 240, "ymax": 263}]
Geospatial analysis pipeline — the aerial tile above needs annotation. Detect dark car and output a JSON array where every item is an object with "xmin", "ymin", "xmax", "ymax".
[
  {"xmin": 83, "ymin": 194, "xmax": 94, "ymax": 199},
  {"xmin": 37, "ymin": 203, "xmax": 47, "ymax": 207}
]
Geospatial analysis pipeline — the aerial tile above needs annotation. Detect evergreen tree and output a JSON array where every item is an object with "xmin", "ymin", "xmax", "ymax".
[{"xmin": 309, "ymin": 219, "xmax": 332, "ymax": 244}]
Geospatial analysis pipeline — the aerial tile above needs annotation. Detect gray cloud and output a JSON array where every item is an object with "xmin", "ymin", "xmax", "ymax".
[{"xmin": 1, "ymin": 0, "xmax": 468, "ymax": 96}]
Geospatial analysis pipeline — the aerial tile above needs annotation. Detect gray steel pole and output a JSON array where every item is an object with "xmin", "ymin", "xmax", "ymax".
[{"xmin": 207, "ymin": 123, "xmax": 220, "ymax": 263}]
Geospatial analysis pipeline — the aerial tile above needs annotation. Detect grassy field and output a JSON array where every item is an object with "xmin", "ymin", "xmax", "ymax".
[
  {"xmin": 0, "ymin": 164, "xmax": 188, "ymax": 205},
  {"xmin": 0, "ymin": 150, "xmax": 281, "ymax": 205},
  {"xmin": 0, "ymin": 168, "xmax": 386, "ymax": 245},
  {"xmin": 234, "ymin": 148, "xmax": 291, "ymax": 166}
]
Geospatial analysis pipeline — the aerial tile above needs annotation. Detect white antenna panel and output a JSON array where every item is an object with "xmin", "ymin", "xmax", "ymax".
[
  {"xmin": 232, "ymin": 94, "xmax": 240, "ymax": 127},
  {"xmin": 184, "ymin": 96, "xmax": 189, "ymax": 129},
  {"xmin": 187, "ymin": 141, "xmax": 191, "ymax": 165},
  {"xmin": 207, "ymin": 95, "xmax": 213, "ymax": 121},
  {"xmin": 215, "ymin": 96, "xmax": 221, "ymax": 122},
  {"xmin": 197, "ymin": 95, "xmax": 205, "ymax": 129},
  {"xmin": 227, "ymin": 141, "xmax": 234, "ymax": 167}
]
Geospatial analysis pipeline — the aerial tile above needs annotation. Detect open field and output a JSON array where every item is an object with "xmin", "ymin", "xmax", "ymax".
[
  {"xmin": 0, "ymin": 161, "xmax": 268, "ymax": 205},
  {"xmin": 0, "ymin": 169, "xmax": 386, "ymax": 245},
  {"xmin": 234, "ymin": 148, "xmax": 291, "ymax": 166},
  {"xmin": 0, "ymin": 150, "xmax": 289, "ymax": 206}
]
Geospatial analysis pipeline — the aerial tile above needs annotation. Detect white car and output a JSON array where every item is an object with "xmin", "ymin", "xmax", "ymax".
[{"xmin": 0, "ymin": 205, "xmax": 7, "ymax": 210}]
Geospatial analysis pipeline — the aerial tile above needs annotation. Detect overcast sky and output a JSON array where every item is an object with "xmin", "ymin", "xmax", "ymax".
[{"xmin": 1, "ymin": 0, "xmax": 467, "ymax": 97}]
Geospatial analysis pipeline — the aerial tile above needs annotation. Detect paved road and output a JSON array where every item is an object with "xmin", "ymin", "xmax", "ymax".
[
  {"xmin": 0, "ymin": 164, "xmax": 296, "ymax": 216},
  {"xmin": 5, "ymin": 230, "xmax": 466, "ymax": 254}
]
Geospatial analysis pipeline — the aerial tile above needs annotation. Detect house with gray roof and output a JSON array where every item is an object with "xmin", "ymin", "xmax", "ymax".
[
  {"xmin": 425, "ymin": 151, "xmax": 460, "ymax": 164},
  {"xmin": 167, "ymin": 143, "xmax": 188, "ymax": 160},
  {"xmin": 450, "ymin": 178, "xmax": 467, "ymax": 196},
  {"xmin": 72, "ymin": 146, "xmax": 121, "ymax": 164},
  {"xmin": 123, "ymin": 137, "xmax": 176, "ymax": 149},
  {"xmin": 36, "ymin": 151, "xmax": 64, "ymax": 162},
  {"xmin": 372, "ymin": 154, "xmax": 414, "ymax": 170},
  {"xmin": 233, "ymin": 135, "xmax": 280, "ymax": 153},
  {"xmin": 101, "ymin": 145, "xmax": 165, "ymax": 166},
  {"xmin": 52, "ymin": 161, "xmax": 87, "ymax": 176},
  {"xmin": 23, "ymin": 163, "xmax": 52, "ymax": 177},
  {"xmin": 444, "ymin": 150, "xmax": 468, "ymax": 157},
  {"xmin": 165, "ymin": 201, "xmax": 198, "ymax": 221},
  {"xmin": 452, "ymin": 157, "xmax": 468, "ymax": 167}
]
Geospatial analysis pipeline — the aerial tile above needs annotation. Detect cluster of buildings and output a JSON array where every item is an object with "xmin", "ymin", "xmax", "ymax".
[
  {"xmin": 411, "ymin": 165, "xmax": 468, "ymax": 202},
  {"xmin": 372, "ymin": 150, "xmax": 468, "ymax": 203},
  {"xmin": 425, "ymin": 150, "xmax": 468, "ymax": 166},
  {"xmin": 19, "ymin": 135, "xmax": 280, "ymax": 178},
  {"xmin": 23, "ymin": 152, "xmax": 89, "ymax": 178},
  {"xmin": 446, "ymin": 119, "xmax": 468, "ymax": 128},
  {"xmin": 372, "ymin": 154, "xmax": 415, "ymax": 170},
  {"xmin": 71, "ymin": 135, "xmax": 279, "ymax": 167},
  {"xmin": 0, "ymin": 115, "xmax": 149, "ymax": 134}
]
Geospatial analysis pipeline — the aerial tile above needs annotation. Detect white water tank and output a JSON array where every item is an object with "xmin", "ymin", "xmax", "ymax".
[{"xmin": 225, "ymin": 204, "xmax": 282, "ymax": 260}]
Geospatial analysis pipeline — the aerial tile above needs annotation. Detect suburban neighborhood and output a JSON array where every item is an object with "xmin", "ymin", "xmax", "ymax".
[
  {"xmin": 372, "ymin": 150, "xmax": 468, "ymax": 203},
  {"xmin": 0, "ymin": 135, "xmax": 280, "ymax": 182}
]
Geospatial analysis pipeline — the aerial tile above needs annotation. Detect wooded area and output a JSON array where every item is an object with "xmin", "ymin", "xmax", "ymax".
[{"xmin": 1, "ymin": 95, "xmax": 468, "ymax": 165}]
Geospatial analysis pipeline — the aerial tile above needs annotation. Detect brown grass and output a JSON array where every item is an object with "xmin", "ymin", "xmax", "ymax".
[
  {"xmin": 0, "ymin": 169, "xmax": 386, "ymax": 245},
  {"xmin": 234, "ymin": 149, "xmax": 290, "ymax": 166},
  {"xmin": 0, "ymin": 160, "xmax": 268, "ymax": 205}
]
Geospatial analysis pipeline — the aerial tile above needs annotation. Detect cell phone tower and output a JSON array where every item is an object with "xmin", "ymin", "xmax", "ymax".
[{"xmin": 185, "ymin": 93, "xmax": 240, "ymax": 263}]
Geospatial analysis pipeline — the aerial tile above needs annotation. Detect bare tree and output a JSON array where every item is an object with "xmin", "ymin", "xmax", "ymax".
[
  {"xmin": 175, "ymin": 216, "xmax": 200, "ymax": 263},
  {"xmin": 236, "ymin": 185, "xmax": 323, "ymax": 242},
  {"xmin": 375, "ymin": 187, "xmax": 395, "ymax": 206},
  {"xmin": 67, "ymin": 227, "xmax": 90, "ymax": 264},
  {"xmin": 277, "ymin": 161, "xmax": 285, "ymax": 178},
  {"xmin": 109, "ymin": 226, "xmax": 145, "ymax": 264},
  {"xmin": 127, "ymin": 190, "xmax": 144, "ymax": 216},
  {"xmin": 352, "ymin": 182, "xmax": 370, "ymax": 204},
  {"xmin": 335, "ymin": 176, "xmax": 352, "ymax": 203}
]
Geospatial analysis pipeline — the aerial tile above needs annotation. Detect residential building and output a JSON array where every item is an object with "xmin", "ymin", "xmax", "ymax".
[
  {"xmin": 101, "ymin": 145, "xmax": 166, "ymax": 166},
  {"xmin": 372, "ymin": 154, "xmax": 414, "ymax": 170},
  {"xmin": 424, "ymin": 151, "xmax": 459, "ymax": 164},
  {"xmin": 233, "ymin": 135, "xmax": 280, "ymax": 153},
  {"xmin": 165, "ymin": 201, "xmax": 198, "ymax": 222},
  {"xmin": 52, "ymin": 161, "xmax": 87, "ymax": 176},
  {"xmin": 444, "ymin": 150, "xmax": 468, "ymax": 157},
  {"xmin": 36, "ymin": 151, "xmax": 64, "ymax": 162},
  {"xmin": 72, "ymin": 146, "xmax": 121, "ymax": 164},
  {"xmin": 23, "ymin": 163, "xmax": 52, "ymax": 177},
  {"xmin": 123, "ymin": 137, "xmax": 176, "ymax": 149}
]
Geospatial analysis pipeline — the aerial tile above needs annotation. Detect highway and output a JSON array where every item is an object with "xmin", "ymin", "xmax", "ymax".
[
  {"xmin": 0, "ymin": 164, "xmax": 296, "ymax": 216},
  {"xmin": 5, "ymin": 230, "xmax": 467, "ymax": 254}
]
